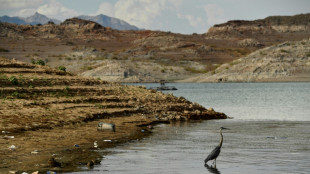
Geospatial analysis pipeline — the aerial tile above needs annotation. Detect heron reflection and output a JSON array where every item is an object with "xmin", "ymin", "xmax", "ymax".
[{"xmin": 205, "ymin": 163, "xmax": 221, "ymax": 174}]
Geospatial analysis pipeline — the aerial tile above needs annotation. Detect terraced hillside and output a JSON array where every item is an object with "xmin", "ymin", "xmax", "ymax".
[{"xmin": 0, "ymin": 57, "xmax": 226, "ymax": 173}]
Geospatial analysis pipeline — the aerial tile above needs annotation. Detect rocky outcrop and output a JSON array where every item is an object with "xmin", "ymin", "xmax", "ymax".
[
  {"xmin": 238, "ymin": 38, "xmax": 263, "ymax": 47},
  {"xmin": 206, "ymin": 13, "xmax": 310, "ymax": 41},
  {"xmin": 184, "ymin": 38, "xmax": 310, "ymax": 82},
  {"xmin": 0, "ymin": 18, "xmax": 112, "ymax": 40}
]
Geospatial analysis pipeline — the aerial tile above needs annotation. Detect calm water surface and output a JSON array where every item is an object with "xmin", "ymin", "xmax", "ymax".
[{"xmin": 73, "ymin": 83, "xmax": 310, "ymax": 174}]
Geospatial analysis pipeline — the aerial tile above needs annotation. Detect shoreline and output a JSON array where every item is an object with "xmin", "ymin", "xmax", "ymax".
[
  {"xmin": 1, "ymin": 115, "xmax": 166, "ymax": 173},
  {"xmin": 0, "ymin": 57, "xmax": 227, "ymax": 173}
]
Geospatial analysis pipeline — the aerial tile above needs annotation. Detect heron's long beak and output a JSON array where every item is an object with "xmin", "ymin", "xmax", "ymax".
[{"xmin": 221, "ymin": 127, "xmax": 230, "ymax": 130}]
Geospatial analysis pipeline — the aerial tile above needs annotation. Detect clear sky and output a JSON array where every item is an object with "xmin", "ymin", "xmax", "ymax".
[{"xmin": 0, "ymin": 0, "xmax": 309, "ymax": 34}]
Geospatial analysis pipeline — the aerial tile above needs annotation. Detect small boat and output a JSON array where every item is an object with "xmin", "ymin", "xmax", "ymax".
[{"xmin": 150, "ymin": 80, "xmax": 177, "ymax": 91}]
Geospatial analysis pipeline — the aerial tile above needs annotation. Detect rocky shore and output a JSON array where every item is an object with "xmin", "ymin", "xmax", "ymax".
[{"xmin": 0, "ymin": 57, "xmax": 227, "ymax": 173}]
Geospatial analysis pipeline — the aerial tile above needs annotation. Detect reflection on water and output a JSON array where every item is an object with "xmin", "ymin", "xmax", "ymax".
[
  {"xmin": 72, "ymin": 120, "xmax": 310, "ymax": 174},
  {"xmin": 71, "ymin": 83, "xmax": 310, "ymax": 174},
  {"xmin": 205, "ymin": 164, "xmax": 221, "ymax": 174}
]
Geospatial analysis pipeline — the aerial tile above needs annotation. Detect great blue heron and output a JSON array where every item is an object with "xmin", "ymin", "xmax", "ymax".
[{"xmin": 204, "ymin": 127, "xmax": 229, "ymax": 167}]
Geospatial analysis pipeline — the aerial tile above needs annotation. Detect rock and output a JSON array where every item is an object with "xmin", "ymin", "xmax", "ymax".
[
  {"xmin": 2, "ymin": 130, "xmax": 10, "ymax": 134},
  {"xmin": 48, "ymin": 157, "xmax": 61, "ymax": 167},
  {"xmin": 87, "ymin": 160, "xmax": 94, "ymax": 168},
  {"xmin": 31, "ymin": 150, "xmax": 39, "ymax": 154},
  {"xmin": 238, "ymin": 38, "xmax": 263, "ymax": 47},
  {"xmin": 94, "ymin": 141, "xmax": 98, "ymax": 148},
  {"xmin": 8, "ymin": 145, "xmax": 16, "ymax": 151},
  {"xmin": 97, "ymin": 122, "xmax": 115, "ymax": 132},
  {"xmin": 208, "ymin": 108, "xmax": 214, "ymax": 112}
]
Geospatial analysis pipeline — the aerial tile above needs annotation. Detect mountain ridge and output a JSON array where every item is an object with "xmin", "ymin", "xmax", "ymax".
[
  {"xmin": 77, "ymin": 14, "xmax": 140, "ymax": 30},
  {"xmin": 0, "ymin": 12, "xmax": 61, "ymax": 25},
  {"xmin": 0, "ymin": 12, "xmax": 140, "ymax": 30}
]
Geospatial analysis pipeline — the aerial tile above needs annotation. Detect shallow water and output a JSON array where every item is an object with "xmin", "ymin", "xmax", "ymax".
[{"xmin": 72, "ymin": 83, "xmax": 310, "ymax": 174}]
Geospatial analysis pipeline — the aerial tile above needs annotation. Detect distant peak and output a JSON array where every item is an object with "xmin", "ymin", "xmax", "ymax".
[{"xmin": 33, "ymin": 12, "xmax": 42, "ymax": 16}]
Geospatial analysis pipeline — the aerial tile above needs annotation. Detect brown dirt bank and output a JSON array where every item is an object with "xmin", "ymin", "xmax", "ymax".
[{"xmin": 0, "ymin": 57, "xmax": 227, "ymax": 173}]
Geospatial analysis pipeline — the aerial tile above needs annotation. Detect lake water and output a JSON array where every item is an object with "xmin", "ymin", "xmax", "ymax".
[{"xmin": 72, "ymin": 83, "xmax": 310, "ymax": 174}]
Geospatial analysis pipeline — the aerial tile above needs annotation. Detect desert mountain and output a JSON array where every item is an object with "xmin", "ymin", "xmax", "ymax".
[
  {"xmin": 77, "ymin": 14, "xmax": 140, "ymax": 30},
  {"xmin": 180, "ymin": 39, "xmax": 310, "ymax": 82},
  {"xmin": 0, "ymin": 15, "xmax": 27, "ymax": 24},
  {"xmin": 0, "ymin": 12, "xmax": 139, "ymax": 30},
  {"xmin": 0, "ymin": 12, "xmax": 61, "ymax": 25},
  {"xmin": 0, "ymin": 13, "xmax": 310, "ymax": 82}
]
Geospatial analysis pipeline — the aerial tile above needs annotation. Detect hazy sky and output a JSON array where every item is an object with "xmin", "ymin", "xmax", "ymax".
[{"xmin": 0, "ymin": 0, "xmax": 309, "ymax": 34}]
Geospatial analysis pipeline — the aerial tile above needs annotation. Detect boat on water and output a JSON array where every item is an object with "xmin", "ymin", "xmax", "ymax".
[{"xmin": 149, "ymin": 80, "xmax": 177, "ymax": 91}]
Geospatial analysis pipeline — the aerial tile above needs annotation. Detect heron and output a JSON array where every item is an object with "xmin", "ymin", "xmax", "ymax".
[{"xmin": 204, "ymin": 127, "xmax": 229, "ymax": 168}]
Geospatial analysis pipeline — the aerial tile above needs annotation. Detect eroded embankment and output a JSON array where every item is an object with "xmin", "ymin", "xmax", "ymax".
[{"xmin": 0, "ymin": 57, "xmax": 227, "ymax": 173}]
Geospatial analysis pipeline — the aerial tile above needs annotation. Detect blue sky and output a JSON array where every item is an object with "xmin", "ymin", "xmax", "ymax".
[{"xmin": 0, "ymin": 0, "xmax": 309, "ymax": 34}]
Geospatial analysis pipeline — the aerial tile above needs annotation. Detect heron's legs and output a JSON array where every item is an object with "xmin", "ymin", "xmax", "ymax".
[{"xmin": 212, "ymin": 159, "xmax": 217, "ymax": 168}]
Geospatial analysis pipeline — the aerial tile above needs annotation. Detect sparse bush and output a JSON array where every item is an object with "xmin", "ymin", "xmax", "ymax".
[
  {"xmin": 210, "ymin": 45, "xmax": 217, "ymax": 48},
  {"xmin": 280, "ymin": 49, "xmax": 290, "ymax": 53},
  {"xmin": 95, "ymin": 103, "xmax": 105, "ymax": 109},
  {"xmin": 32, "ymin": 59, "xmax": 45, "ymax": 66},
  {"xmin": 0, "ymin": 47, "xmax": 9, "ymax": 52},
  {"xmin": 64, "ymin": 86, "xmax": 70, "ymax": 91},
  {"xmin": 58, "ymin": 66, "xmax": 66, "ymax": 72},
  {"xmin": 0, "ymin": 73, "xmax": 8, "ymax": 79},
  {"xmin": 184, "ymin": 67, "xmax": 208, "ymax": 73},
  {"xmin": 66, "ymin": 41, "xmax": 74, "ymax": 45},
  {"xmin": 62, "ymin": 86, "xmax": 70, "ymax": 96},
  {"xmin": 11, "ymin": 91, "xmax": 20, "ymax": 98},
  {"xmin": 8, "ymin": 76, "xmax": 18, "ymax": 85},
  {"xmin": 260, "ymin": 51, "xmax": 267, "ymax": 56}
]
